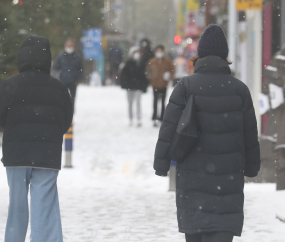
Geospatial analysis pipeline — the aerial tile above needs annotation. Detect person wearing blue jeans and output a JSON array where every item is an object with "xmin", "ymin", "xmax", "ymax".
[
  {"xmin": 5, "ymin": 168, "xmax": 62, "ymax": 242},
  {"xmin": 0, "ymin": 36, "xmax": 73, "ymax": 242}
]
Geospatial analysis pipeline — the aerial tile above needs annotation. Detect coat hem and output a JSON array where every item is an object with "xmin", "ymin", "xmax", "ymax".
[
  {"xmin": 3, "ymin": 163, "xmax": 61, "ymax": 170},
  {"xmin": 179, "ymin": 228, "xmax": 241, "ymax": 237}
]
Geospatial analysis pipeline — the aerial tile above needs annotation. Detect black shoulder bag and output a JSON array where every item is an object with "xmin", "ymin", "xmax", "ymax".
[{"xmin": 168, "ymin": 95, "xmax": 198, "ymax": 164}]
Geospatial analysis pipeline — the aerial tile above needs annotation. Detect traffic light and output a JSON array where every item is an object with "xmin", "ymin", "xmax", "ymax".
[{"xmin": 174, "ymin": 35, "xmax": 182, "ymax": 45}]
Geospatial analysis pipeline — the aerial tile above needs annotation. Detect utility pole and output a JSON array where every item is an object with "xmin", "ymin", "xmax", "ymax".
[
  {"xmin": 281, "ymin": 0, "xmax": 285, "ymax": 47},
  {"xmin": 131, "ymin": 0, "xmax": 137, "ymax": 43},
  {"xmin": 253, "ymin": 9, "xmax": 262, "ymax": 133},
  {"xmin": 246, "ymin": 9, "xmax": 262, "ymax": 133},
  {"xmin": 205, "ymin": 0, "xmax": 212, "ymax": 26},
  {"xmin": 228, "ymin": 0, "xmax": 237, "ymax": 71}
]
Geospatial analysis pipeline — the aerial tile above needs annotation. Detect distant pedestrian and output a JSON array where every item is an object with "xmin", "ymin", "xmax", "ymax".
[
  {"xmin": 121, "ymin": 46, "xmax": 148, "ymax": 126},
  {"xmin": 109, "ymin": 44, "xmax": 123, "ymax": 85},
  {"xmin": 139, "ymin": 38, "xmax": 154, "ymax": 87},
  {"xmin": 52, "ymin": 39, "xmax": 83, "ymax": 105},
  {"xmin": 173, "ymin": 53, "xmax": 189, "ymax": 86},
  {"xmin": 0, "ymin": 36, "xmax": 73, "ymax": 242},
  {"xmin": 146, "ymin": 45, "xmax": 175, "ymax": 126},
  {"xmin": 154, "ymin": 24, "xmax": 261, "ymax": 242}
]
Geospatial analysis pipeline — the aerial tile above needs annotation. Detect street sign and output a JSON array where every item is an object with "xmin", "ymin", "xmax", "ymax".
[
  {"xmin": 81, "ymin": 28, "xmax": 102, "ymax": 60},
  {"xmin": 236, "ymin": 0, "xmax": 262, "ymax": 10},
  {"xmin": 112, "ymin": 4, "xmax": 123, "ymax": 11},
  {"xmin": 81, "ymin": 29, "xmax": 102, "ymax": 48},
  {"xmin": 269, "ymin": 83, "xmax": 284, "ymax": 109},
  {"xmin": 184, "ymin": 23, "xmax": 201, "ymax": 38},
  {"xmin": 259, "ymin": 93, "xmax": 270, "ymax": 115},
  {"xmin": 186, "ymin": 0, "xmax": 200, "ymax": 11},
  {"xmin": 82, "ymin": 47, "xmax": 102, "ymax": 60}
]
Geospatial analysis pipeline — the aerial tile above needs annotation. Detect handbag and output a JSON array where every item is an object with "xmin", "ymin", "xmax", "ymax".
[{"xmin": 168, "ymin": 95, "xmax": 198, "ymax": 163}]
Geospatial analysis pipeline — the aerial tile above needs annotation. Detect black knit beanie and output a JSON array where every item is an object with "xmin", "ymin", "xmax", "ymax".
[{"xmin": 197, "ymin": 24, "xmax": 229, "ymax": 59}]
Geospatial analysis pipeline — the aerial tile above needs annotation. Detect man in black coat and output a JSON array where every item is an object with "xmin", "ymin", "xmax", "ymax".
[
  {"xmin": 154, "ymin": 25, "xmax": 260, "ymax": 242},
  {"xmin": 52, "ymin": 39, "xmax": 83, "ymax": 104},
  {"xmin": 0, "ymin": 36, "xmax": 73, "ymax": 242}
]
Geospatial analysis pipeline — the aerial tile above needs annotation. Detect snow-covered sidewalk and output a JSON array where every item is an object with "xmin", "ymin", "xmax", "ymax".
[{"xmin": 0, "ymin": 85, "xmax": 284, "ymax": 242}]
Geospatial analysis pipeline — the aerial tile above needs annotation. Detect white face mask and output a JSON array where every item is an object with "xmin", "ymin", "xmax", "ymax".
[
  {"xmin": 65, "ymin": 47, "xmax": 74, "ymax": 54},
  {"xmin": 133, "ymin": 52, "xmax": 140, "ymax": 61},
  {"xmin": 156, "ymin": 52, "xmax": 164, "ymax": 59}
]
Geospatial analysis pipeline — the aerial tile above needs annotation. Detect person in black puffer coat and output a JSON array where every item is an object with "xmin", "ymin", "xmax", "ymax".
[
  {"xmin": 121, "ymin": 46, "xmax": 148, "ymax": 126},
  {"xmin": 154, "ymin": 24, "xmax": 260, "ymax": 242},
  {"xmin": 0, "ymin": 36, "xmax": 73, "ymax": 242}
]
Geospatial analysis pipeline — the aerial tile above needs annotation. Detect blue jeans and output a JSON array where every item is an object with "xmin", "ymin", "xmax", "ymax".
[{"xmin": 5, "ymin": 167, "xmax": 63, "ymax": 242}]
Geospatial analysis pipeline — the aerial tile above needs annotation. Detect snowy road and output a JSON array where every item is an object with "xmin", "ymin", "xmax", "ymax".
[{"xmin": 0, "ymin": 85, "xmax": 284, "ymax": 242}]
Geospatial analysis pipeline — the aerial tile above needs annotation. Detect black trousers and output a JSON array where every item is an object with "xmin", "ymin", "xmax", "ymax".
[
  {"xmin": 152, "ymin": 87, "xmax": 167, "ymax": 121},
  {"xmin": 185, "ymin": 232, "xmax": 234, "ymax": 242}
]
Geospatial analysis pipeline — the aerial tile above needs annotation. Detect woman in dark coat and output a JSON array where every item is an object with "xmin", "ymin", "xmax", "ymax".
[
  {"xmin": 121, "ymin": 46, "xmax": 148, "ymax": 126},
  {"xmin": 154, "ymin": 24, "xmax": 260, "ymax": 242}
]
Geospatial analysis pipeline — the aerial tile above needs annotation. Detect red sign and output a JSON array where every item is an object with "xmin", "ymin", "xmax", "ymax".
[{"xmin": 184, "ymin": 23, "xmax": 200, "ymax": 38}]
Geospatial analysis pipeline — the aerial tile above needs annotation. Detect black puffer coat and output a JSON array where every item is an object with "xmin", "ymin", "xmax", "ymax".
[
  {"xmin": 0, "ymin": 36, "xmax": 73, "ymax": 170},
  {"xmin": 154, "ymin": 56, "xmax": 260, "ymax": 236},
  {"xmin": 121, "ymin": 59, "xmax": 148, "ymax": 92}
]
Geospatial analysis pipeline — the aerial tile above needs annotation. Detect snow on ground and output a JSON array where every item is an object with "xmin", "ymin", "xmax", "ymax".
[{"xmin": 0, "ymin": 85, "xmax": 284, "ymax": 242}]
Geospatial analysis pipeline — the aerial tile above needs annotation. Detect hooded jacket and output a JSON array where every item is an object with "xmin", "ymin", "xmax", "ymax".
[
  {"xmin": 154, "ymin": 56, "xmax": 260, "ymax": 236},
  {"xmin": 0, "ymin": 36, "xmax": 73, "ymax": 170}
]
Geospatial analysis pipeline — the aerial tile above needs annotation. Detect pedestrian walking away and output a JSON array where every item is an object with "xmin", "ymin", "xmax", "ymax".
[
  {"xmin": 0, "ymin": 36, "xmax": 73, "ymax": 242},
  {"xmin": 146, "ymin": 45, "xmax": 175, "ymax": 126},
  {"xmin": 139, "ymin": 38, "xmax": 154, "ymax": 89},
  {"xmin": 52, "ymin": 39, "xmax": 84, "ymax": 105},
  {"xmin": 109, "ymin": 44, "xmax": 123, "ymax": 85},
  {"xmin": 121, "ymin": 46, "xmax": 148, "ymax": 127},
  {"xmin": 173, "ymin": 53, "xmax": 189, "ymax": 86},
  {"xmin": 153, "ymin": 24, "xmax": 261, "ymax": 241}
]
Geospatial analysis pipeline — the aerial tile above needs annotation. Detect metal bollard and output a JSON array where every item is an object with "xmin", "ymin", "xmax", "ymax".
[
  {"xmin": 169, "ymin": 160, "xmax": 176, "ymax": 191},
  {"xmin": 276, "ymin": 169, "xmax": 285, "ymax": 190},
  {"xmin": 64, "ymin": 122, "xmax": 73, "ymax": 168}
]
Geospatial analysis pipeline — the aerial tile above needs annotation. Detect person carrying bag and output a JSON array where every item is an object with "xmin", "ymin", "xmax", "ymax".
[{"xmin": 153, "ymin": 24, "xmax": 261, "ymax": 242}]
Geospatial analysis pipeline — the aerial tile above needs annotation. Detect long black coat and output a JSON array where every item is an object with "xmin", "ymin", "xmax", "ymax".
[
  {"xmin": 121, "ymin": 59, "xmax": 148, "ymax": 92},
  {"xmin": 0, "ymin": 36, "xmax": 73, "ymax": 170},
  {"xmin": 154, "ymin": 56, "xmax": 260, "ymax": 236}
]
